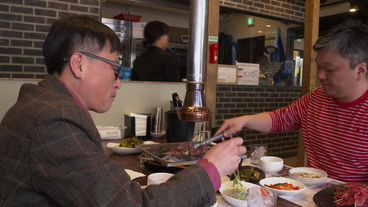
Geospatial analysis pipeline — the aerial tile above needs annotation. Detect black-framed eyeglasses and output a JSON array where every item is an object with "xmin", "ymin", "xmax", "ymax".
[{"xmin": 63, "ymin": 52, "xmax": 123, "ymax": 80}]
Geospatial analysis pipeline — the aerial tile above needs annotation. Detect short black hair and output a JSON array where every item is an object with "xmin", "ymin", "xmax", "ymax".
[
  {"xmin": 143, "ymin": 21, "xmax": 169, "ymax": 48},
  {"xmin": 43, "ymin": 16, "xmax": 122, "ymax": 75}
]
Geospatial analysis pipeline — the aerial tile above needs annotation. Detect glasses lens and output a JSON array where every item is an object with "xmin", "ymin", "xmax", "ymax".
[
  {"xmin": 116, "ymin": 55, "xmax": 123, "ymax": 80},
  {"xmin": 115, "ymin": 67, "xmax": 121, "ymax": 80}
]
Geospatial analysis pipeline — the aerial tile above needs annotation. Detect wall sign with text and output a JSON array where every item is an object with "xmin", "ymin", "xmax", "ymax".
[
  {"xmin": 236, "ymin": 62, "xmax": 260, "ymax": 85},
  {"xmin": 217, "ymin": 64, "xmax": 238, "ymax": 85}
]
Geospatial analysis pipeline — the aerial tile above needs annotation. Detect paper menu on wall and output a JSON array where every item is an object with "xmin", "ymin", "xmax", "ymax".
[
  {"xmin": 217, "ymin": 64, "xmax": 237, "ymax": 84},
  {"xmin": 236, "ymin": 62, "xmax": 260, "ymax": 85}
]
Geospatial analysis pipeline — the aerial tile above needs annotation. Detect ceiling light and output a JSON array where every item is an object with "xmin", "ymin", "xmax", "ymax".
[
  {"xmin": 258, "ymin": 30, "xmax": 262, "ymax": 33},
  {"xmin": 350, "ymin": 4, "xmax": 357, "ymax": 12},
  {"xmin": 266, "ymin": 24, "xmax": 271, "ymax": 27}
]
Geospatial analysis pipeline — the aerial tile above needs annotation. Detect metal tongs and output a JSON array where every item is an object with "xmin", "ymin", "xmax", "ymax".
[
  {"xmin": 193, "ymin": 132, "xmax": 247, "ymax": 186},
  {"xmin": 193, "ymin": 133, "xmax": 247, "ymax": 159},
  {"xmin": 193, "ymin": 133, "xmax": 224, "ymax": 148}
]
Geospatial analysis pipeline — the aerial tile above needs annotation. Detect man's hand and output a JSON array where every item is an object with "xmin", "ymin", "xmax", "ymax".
[{"xmin": 203, "ymin": 138, "xmax": 246, "ymax": 177}]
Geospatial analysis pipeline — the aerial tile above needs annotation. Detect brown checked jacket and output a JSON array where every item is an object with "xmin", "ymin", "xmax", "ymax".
[{"xmin": 0, "ymin": 74, "xmax": 216, "ymax": 207}]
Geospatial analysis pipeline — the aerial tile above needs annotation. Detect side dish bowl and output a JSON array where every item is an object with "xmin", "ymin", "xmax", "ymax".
[
  {"xmin": 289, "ymin": 167, "xmax": 327, "ymax": 186},
  {"xmin": 230, "ymin": 166, "xmax": 266, "ymax": 184},
  {"xmin": 151, "ymin": 131, "xmax": 166, "ymax": 139},
  {"xmin": 147, "ymin": 172, "xmax": 174, "ymax": 185},
  {"xmin": 259, "ymin": 177, "xmax": 306, "ymax": 197},
  {"xmin": 220, "ymin": 180, "xmax": 259, "ymax": 207},
  {"xmin": 107, "ymin": 141, "xmax": 157, "ymax": 155},
  {"xmin": 259, "ymin": 156, "xmax": 284, "ymax": 174}
]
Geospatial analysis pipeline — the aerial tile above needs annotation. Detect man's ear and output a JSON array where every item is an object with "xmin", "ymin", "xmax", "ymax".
[
  {"xmin": 69, "ymin": 53, "xmax": 84, "ymax": 79},
  {"xmin": 356, "ymin": 62, "xmax": 367, "ymax": 80}
]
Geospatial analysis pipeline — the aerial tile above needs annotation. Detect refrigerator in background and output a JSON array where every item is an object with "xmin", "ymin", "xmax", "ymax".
[{"xmin": 102, "ymin": 18, "xmax": 132, "ymax": 80}]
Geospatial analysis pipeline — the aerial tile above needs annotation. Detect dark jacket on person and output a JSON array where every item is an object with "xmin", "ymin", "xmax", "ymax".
[
  {"xmin": 131, "ymin": 46, "xmax": 180, "ymax": 82},
  {"xmin": 0, "ymin": 74, "xmax": 216, "ymax": 206}
]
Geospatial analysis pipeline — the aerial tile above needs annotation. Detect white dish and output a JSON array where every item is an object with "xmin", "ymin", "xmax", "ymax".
[
  {"xmin": 289, "ymin": 167, "xmax": 327, "ymax": 186},
  {"xmin": 259, "ymin": 177, "xmax": 306, "ymax": 197},
  {"xmin": 147, "ymin": 172, "xmax": 174, "ymax": 185},
  {"xmin": 151, "ymin": 131, "xmax": 166, "ymax": 139},
  {"xmin": 107, "ymin": 141, "xmax": 157, "ymax": 155},
  {"xmin": 219, "ymin": 180, "xmax": 259, "ymax": 207}
]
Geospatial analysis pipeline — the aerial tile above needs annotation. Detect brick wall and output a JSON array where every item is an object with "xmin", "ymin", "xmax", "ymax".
[
  {"xmin": 215, "ymin": 85, "xmax": 302, "ymax": 158},
  {"xmin": 0, "ymin": 0, "xmax": 101, "ymax": 79},
  {"xmin": 220, "ymin": 0, "xmax": 305, "ymax": 24}
]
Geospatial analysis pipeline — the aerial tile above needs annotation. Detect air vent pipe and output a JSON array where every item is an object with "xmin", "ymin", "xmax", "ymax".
[{"xmin": 177, "ymin": 0, "xmax": 211, "ymax": 122}]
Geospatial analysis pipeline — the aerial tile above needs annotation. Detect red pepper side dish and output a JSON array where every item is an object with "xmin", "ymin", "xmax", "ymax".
[
  {"xmin": 265, "ymin": 183, "xmax": 300, "ymax": 190},
  {"xmin": 334, "ymin": 184, "xmax": 368, "ymax": 207}
]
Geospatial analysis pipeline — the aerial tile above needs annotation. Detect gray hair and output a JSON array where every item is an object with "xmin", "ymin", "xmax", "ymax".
[{"xmin": 313, "ymin": 19, "xmax": 368, "ymax": 70}]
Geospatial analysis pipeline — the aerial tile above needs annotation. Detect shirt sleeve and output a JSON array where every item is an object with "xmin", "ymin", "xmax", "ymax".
[
  {"xmin": 268, "ymin": 89, "xmax": 314, "ymax": 132},
  {"xmin": 197, "ymin": 158, "xmax": 221, "ymax": 191}
]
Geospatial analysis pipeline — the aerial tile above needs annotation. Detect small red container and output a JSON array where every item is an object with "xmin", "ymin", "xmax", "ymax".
[{"xmin": 113, "ymin": 13, "xmax": 142, "ymax": 22}]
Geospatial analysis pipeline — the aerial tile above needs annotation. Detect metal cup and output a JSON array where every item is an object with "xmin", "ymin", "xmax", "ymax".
[{"xmin": 152, "ymin": 107, "xmax": 163, "ymax": 133}]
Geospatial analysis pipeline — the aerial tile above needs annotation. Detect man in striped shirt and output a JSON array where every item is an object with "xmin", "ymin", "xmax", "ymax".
[{"xmin": 217, "ymin": 19, "xmax": 368, "ymax": 183}]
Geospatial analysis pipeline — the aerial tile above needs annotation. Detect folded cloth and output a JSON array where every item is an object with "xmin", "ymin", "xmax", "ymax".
[{"xmin": 125, "ymin": 169, "xmax": 146, "ymax": 180}]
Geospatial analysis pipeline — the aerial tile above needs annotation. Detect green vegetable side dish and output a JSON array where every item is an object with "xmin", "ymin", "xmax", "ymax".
[
  {"xmin": 239, "ymin": 169, "xmax": 261, "ymax": 183},
  {"xmin": 223, "ymin": 180, "xmax": 248, "ymax": 201},
  {"xmin": 119, "ymin": 137, "xmax": 144, "ymax": 148}
]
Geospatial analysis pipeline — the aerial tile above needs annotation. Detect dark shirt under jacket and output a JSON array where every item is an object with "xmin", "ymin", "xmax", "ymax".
[{"xmin": 132, "ymin": 46, "xmax": 180, "ymax": 82}]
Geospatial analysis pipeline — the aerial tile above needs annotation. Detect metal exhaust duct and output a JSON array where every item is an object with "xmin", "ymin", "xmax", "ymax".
[{"xmin": 177, "ymin": 0, "xmax": 211, "ymax": 122}]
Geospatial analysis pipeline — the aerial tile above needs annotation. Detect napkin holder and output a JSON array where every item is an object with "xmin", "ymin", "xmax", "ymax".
[{"xmin": 124, "ymin": 114, "xmax": 151, "ymax": 139}]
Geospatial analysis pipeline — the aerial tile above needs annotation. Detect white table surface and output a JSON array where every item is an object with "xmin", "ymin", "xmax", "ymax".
[{"xmin": 216, "ymin": 158, "xmax": 345, "ymax": 207}]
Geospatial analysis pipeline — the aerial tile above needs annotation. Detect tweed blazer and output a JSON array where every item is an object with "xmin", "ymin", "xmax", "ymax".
[{"xmin": 0, "ymin": 74, "xmax": 216, "ymax": 207}]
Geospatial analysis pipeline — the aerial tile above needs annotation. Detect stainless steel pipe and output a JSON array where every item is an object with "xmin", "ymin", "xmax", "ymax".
[{"xmin": 178, "ymin": 0, "xmax": 211, "ymax": 122}]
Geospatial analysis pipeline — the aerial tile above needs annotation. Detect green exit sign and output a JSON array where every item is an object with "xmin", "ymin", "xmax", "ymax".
[
  {"xmin": 247, "ymin": 17, "xmax": 255, "ymax": 26},
  {"xmin": 209, "ymin": 36, "xmax": 218, "ymax": 42}
]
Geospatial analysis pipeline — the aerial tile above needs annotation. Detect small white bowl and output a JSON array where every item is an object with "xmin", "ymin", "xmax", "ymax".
[
  {"xmin": 259, "ymin": 156, "xmax": 283, "ymax": 174},
  {"xmin": 150, "ymin": 131, "xmax": 166, "ymax": 139},
  {"xmin": 259, "ymin": 177, "xmax": 306, "ymax": 197},
  {"xmin": 220, "ymin": 180, "xmax": 259, "ymax": 207},
  {"xmin": 147, "ymin": 172, "xmax": 174, "ymax": 185},
  {"xmin": 289, "ymin": 167, "xmax": 327, "ymax": 186}
]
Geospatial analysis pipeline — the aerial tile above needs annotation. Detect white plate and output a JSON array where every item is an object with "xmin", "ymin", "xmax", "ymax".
[
  {"xmin": 259, "ymin": 177, "xmax": 306, "ymax": 197},
  {"xmin": 107, "ymin": 141, "xmax": 157, "ymax": 155},
  {"xmin": 289, "ymin": 167, "xmax": 327, "ymax": 186},
  {"xmin": 219, "ymin": 180, "xmax": 259, "ymax": 207}
]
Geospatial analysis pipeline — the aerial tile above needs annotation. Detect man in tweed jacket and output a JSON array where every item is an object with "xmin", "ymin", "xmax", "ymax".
[{"xmin": 0, "ymin": 16, "xmax": 246, "ymax": 206}]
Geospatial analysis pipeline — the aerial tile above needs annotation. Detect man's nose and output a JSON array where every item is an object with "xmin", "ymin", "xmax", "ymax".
[
  {"xmin": 317, "ymin": 69, "xmax": 325, "ymax": 80},
  {"xmin": 115, "ymin": 78, "xmax": 121, "ymax": 89}
]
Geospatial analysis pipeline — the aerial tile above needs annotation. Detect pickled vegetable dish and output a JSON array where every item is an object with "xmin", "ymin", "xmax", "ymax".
[{"xmin": 119, "ymin": 137, "xmax": 144, "ymax": 148}]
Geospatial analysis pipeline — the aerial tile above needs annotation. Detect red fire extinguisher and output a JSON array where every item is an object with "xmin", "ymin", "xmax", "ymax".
[{"xmin": 209, "ymin": 43, "xmax": 219, "ymax": 63}]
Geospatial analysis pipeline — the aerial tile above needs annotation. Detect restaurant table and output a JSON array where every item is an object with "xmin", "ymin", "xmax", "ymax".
[{"xmin": 101, "ymin": 139, "xmax": 345, "ymax": 207}]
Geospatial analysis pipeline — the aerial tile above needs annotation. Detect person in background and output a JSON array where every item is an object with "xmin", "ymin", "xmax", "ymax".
[
  {"xmin": 131, "ymin": 21, "xmax": 180, "ymax": 82},
  {"xmin": 0, "ymin": 16, "xmax": 245, "ymax": 206},
  {"xmin": 216, "ymin": 19, "xmax": 368, "ymax": 183}
]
